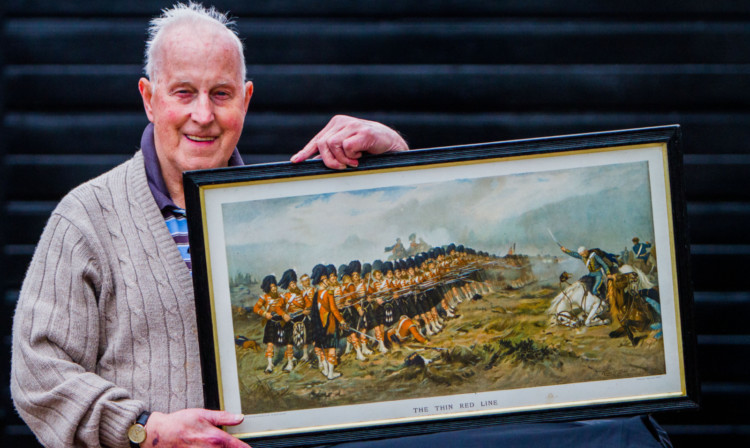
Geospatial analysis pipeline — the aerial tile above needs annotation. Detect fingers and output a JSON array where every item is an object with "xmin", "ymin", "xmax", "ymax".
[
  {"xmin": 291, "ymin": 128, "xmax": 353, "ymax": 170},
  {"xmin": 197, "ymin": 410, "xmax": 250, "ymax": 448},
  {"xmin": 316, "ymin": 138, "xmax": 354, "ymax": 170},
  {"xmin": 313, "ymin": 121, "xmax": 360, "ymax": 169},
  {"xmin": 341, "ymin": 133, "xmax": 370, "ymax": 160},
  {"xmin": 290, "ymin": 115, "xmax": 408, "ymax": 170},
  {"xmin": 144, "ymin": 409, "xmax": 250, "ymax": 448},
  {"xmin": 200, "ymin": 409, "xmax": 245, "ymax": 427},
  {"xmin": 290, "ymin": 139, "xmax": 321, "ymax": 164},
  {"xmin": 290, "ymin": 117, "xmax": 340, "ymax": 165}
]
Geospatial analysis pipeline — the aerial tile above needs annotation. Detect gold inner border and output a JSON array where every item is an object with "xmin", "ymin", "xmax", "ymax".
[
  {"xmin": 197, "ymin": 141, "xmax": 687, "ymax": 436},
  {"xmin": 199, "ymin": 186, "xmax": 226, "ymax": 411},
  {"xmin": 660, "ymin": 145, "xmax": 688, "ymax": 394}
]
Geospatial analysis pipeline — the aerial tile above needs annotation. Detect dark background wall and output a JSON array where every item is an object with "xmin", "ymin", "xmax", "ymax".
[{"xmin": 2, "ymin": 1, "xmax": 749, "ymax": 446}]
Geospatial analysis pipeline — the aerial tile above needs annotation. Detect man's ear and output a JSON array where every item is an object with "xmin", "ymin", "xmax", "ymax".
[
  {"xmin": 243, "ymin": 81, "xmax": 254, "ymax": 112},
  {"xmin": 138, "ymin": 78, "xmax": 155, "ymax": 122}
]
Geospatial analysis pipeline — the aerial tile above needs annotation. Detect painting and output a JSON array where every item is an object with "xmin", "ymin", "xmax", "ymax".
[{"xmin": 184, "ymin": 126, "xmax": 697, "ymax": 447}]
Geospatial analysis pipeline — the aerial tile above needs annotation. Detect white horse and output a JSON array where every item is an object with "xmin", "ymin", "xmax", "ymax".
[
  {"xmin": 619, "ymin": 264, "xmax": 655, "ymax": 290},
  {"xmin": 547, "ymin": 281, "xmax": 610, "ymax": 328}
]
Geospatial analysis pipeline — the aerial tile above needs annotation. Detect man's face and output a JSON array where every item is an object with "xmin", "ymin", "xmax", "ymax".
[
  {"xmin": 269, "ymin": 284, "xmax": 278, "ymax": 294},
  {"xmin": 301, "ymin": 277, "xmax": 310, "ymax": 288},
  {"xmin": 289, "ymin": 280, "xmax": 297, "ymax": 290},
  {"xmin": 138, "ymin": 24, "xmax": 253, "ymax": 186}
]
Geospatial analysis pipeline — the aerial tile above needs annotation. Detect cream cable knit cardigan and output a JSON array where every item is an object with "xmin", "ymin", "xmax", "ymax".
[{"xmin": 11, "ymin": 151, "xmax": 205, "ymax": 447}]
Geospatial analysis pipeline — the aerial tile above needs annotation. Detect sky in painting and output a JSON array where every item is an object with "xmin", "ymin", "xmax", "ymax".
[{"xmin": 222, "ymin": 161, "xmax": 654, "ymax": 280}]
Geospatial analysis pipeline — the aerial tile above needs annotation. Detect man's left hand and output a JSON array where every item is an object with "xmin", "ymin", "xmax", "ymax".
[{"xmin": 291, "ymin": 115, "xmax": 408, "ymax": 169}]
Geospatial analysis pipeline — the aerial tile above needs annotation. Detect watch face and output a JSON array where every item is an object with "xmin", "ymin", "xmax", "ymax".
[{"xmin": 128, "ymin": 424, "xmax": 147, "ymax": 444}]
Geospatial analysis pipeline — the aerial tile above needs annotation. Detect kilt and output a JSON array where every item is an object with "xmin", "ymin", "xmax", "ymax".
[
  {"xmin": 401, "ymin": 292, "xmax": 420, "ymax": 318},
  {"xmin": 283, "ymin": 314, "xmax": 313, "ymax": 346},
  {"xmin": 362, "ymin": 301, "xmax": 378, "ymax": 330},
  {"xmin": 424, "ymin": 287, "xmax": 442, "ymax": 308},
  {"xmin": 381, "ymin": 299, "xmax": 403, "ymax": 326},
  {"xmin": 262, "ymin": 317, "xmax": 286, "ymax": 345}
]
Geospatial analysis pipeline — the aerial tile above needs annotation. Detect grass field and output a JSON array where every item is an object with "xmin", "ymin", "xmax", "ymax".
[{"xmin": 230, "ymin": 278, "xmax": 665, "ymax": 414}]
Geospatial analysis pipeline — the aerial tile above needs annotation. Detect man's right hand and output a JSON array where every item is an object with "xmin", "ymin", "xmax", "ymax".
[
  {"xmin": 290, "ymin": 115, "xmax": 408, "ymax": 170},
  {"xmin": 143, "ymin": 409, "xmax": 250, "ymax": 447}
]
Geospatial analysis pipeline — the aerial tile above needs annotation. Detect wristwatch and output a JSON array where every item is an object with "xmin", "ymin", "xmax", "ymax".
[{"xmin": 127, "ymin": 411, "xmax": 151, "ymax": 447}]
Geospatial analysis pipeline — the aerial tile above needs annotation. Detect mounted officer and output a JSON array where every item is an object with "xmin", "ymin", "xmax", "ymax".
[{"xmin": 560, "ymin": 245, "xmax": 618, "ymax": 299}]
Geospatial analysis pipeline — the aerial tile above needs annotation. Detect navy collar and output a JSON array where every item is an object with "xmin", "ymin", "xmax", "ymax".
[{"xmin": 141, "ymin": 123, "xmax": 244, "ymax": 210}]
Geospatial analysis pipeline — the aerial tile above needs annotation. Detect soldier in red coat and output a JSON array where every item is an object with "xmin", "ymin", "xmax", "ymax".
[
  {"xmin": 387, "ymin": 315, "xmax": 428, "ymax": 345},
  {"xmin": 310, "ymin": 264, "xmax": 347, "ymax": 380},
  {"xmin": 338, "ymin": 264, "xmax": 368, "ymax": 361},
  {"xmin": 253, "ymin": 275, "xmax": 286, "ymax": 373},
  {"xmin": 278, "ymin": 269, "xmax": 313, "ymax": 371}
]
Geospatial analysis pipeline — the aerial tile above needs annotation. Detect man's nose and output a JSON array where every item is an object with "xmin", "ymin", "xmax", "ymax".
[{"xmin": 191, "ymin": 92, "xmax": 214, "ymax": 124}]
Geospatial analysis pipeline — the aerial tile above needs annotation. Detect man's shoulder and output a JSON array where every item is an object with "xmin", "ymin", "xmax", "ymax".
[
  {"xmin": 54, "ymin": 152, "xmax": 145, "ymax": 217},
  {"xmin": 60, "ymin": 151, "xmax": 148, "ymax": 204},
  {"xmin": 73, "ymin": 151, "xmax": 143, "ymax": 193}
]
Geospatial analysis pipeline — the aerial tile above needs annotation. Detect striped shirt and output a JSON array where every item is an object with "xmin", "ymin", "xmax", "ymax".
[
  {"xmin": 163, "ymin": 207, "xmax": 191, "ymax": 272},
  {"xmin": 140, "ymin": 123, "xmax": 243, "ymax": 274}
]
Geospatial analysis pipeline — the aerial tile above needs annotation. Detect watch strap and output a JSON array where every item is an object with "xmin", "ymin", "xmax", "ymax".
[{"xmin": 128, "ymin": 411, "xmax": 151, "ymax": 448}]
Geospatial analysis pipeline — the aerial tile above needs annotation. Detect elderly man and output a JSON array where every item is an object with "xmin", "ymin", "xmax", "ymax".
[{"xmin": 10, "ymin": 3, "xmax": 407, "ymax": 448}]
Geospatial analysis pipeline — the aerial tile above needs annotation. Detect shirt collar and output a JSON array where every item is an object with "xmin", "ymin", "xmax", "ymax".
[{"xmin": 141, "ymin": 123, "xmax": 244, "ymax": 211}]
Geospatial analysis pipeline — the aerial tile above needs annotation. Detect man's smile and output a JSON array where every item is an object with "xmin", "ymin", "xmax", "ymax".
[{"xmin": 185, "ymin": 134, "xmax": 217, "ymax": 142}]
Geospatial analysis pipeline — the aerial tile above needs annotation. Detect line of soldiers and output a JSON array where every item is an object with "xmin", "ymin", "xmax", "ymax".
[{"xmin": 247, "ymin": 244, "xmax": 499, "ymax": 380}]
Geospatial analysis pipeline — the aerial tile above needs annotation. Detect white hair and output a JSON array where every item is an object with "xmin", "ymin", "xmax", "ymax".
[
  {"xmin": 144, "ymin": 2, "xmax": 246, "ymax": 83},
  {"xmin": 577, "ymin": 246, "xmax": 587, "ymax": 255}
]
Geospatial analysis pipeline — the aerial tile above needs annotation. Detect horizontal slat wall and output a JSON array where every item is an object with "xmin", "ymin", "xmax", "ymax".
[
  {"xmin": 2, "ymin": 2, "xmax": 749, "ymax": 447},
  {"xmin": 8, "ymin": 65, "xmax": 750, "ymax": 112},
  {"xmin": 7, "ymin": 20, "xmax": 750, "ymax": 65},
  {"xmin": 6, "ymin": 1, "xmax": 750, "ymax": 18},
  {"xmin": 7, "ymin": 112, "xmax": 750, "ymax": 155}
]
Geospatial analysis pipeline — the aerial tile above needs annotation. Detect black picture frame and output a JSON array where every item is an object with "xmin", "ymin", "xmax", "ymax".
[{"xmin": 184, "ymin": 125, "xmax": 698, "ymax": 448}]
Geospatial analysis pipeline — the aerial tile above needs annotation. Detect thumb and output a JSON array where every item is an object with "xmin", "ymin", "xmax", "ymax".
[{"xmin": 200, "ymin": 410, "xmax": 245, "ymax": 427}]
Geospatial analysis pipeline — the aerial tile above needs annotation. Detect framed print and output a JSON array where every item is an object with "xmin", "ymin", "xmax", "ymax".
[{"xmin": 184, "ymin": 126, "xmax": 698, "ymax": 447}]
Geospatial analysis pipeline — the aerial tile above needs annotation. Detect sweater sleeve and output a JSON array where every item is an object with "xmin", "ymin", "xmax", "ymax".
[{"xmin": 11, "ymin": 212, "xmax": 144, "ymax": 448}]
